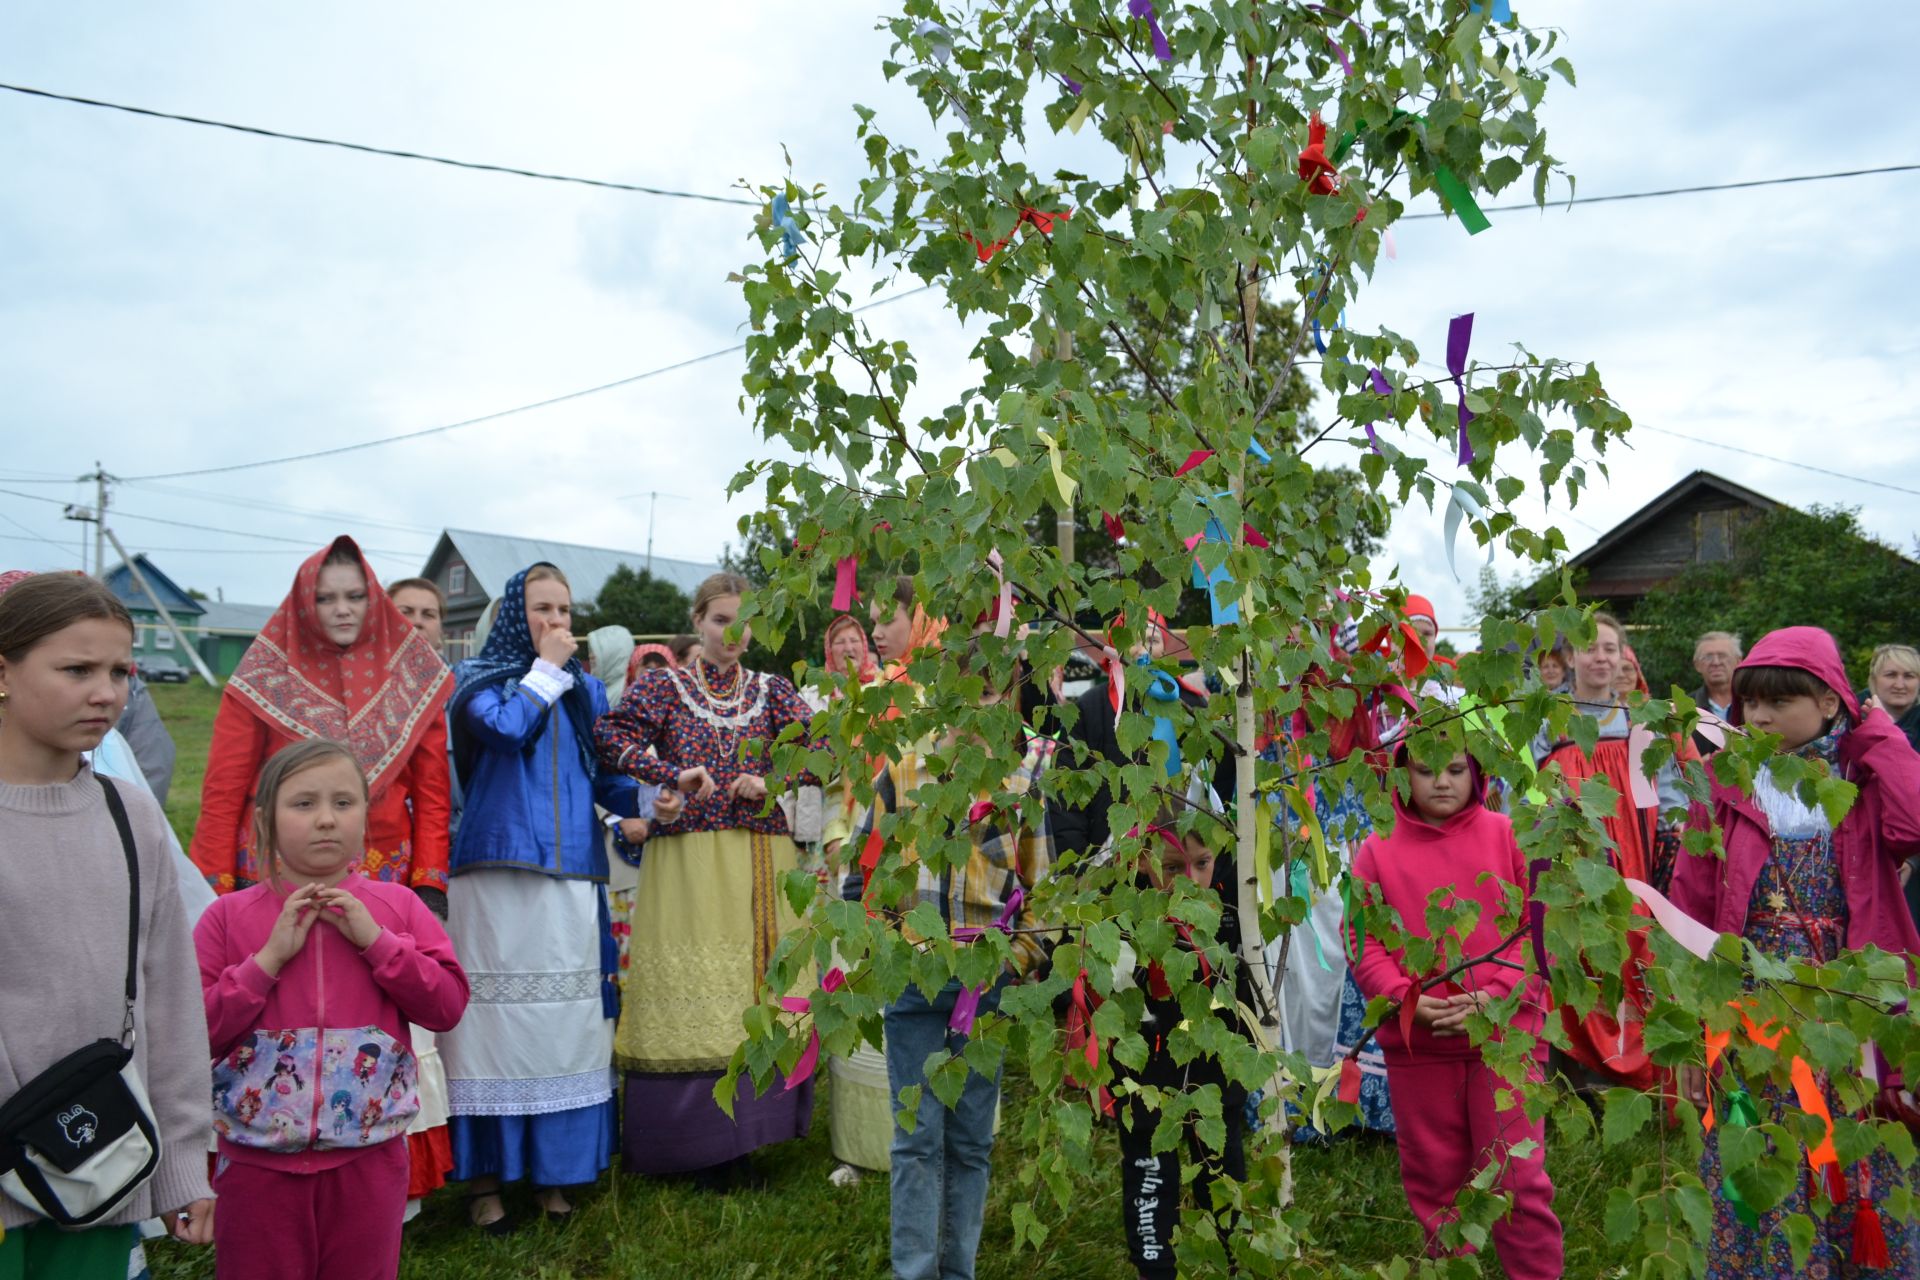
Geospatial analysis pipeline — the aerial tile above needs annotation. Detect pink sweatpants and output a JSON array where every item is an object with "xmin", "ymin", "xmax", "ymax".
[
  {"xmin": 212, "ymin": 1138, "xmax": 409, "ymax": 1280},
  {"xmin": 1385, "ymin": 1055, "xmax": 1562, "ymax": 1280}
]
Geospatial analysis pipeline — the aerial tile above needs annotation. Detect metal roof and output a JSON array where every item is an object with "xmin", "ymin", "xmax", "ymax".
[
  {"xmin": 102, "ymin": 555, "xmax": 206, "ymax": 618},
  {"xmin": 428, "ymin": 529, "xmax": 724, "ymax": 603},
  {"xmin": 194, "ymin": 601, "xmax": 279, "ymax": 633}
]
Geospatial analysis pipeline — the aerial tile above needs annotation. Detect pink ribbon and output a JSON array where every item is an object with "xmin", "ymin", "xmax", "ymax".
[
  {"xmin": 832, "ymin": 556, "xmax": 858, "ymax": 612},
  {"xmin": 986, "ymin": 549, "xmax": 1012, "ymax": 638},
  {"xmin": 1623, "ymin": 878, "xmax": 1723, "ymax": 962},
  {"xmin": 781, "ymin": 966, "xmax": 847, "ymax": 1089},
  {"xmin": 1101, "ymin": 649, "xmax": 1126, "ymax": 715},
  {"xmin": 949, "ymin": 888, "xmax": 1026, "ymax": 1034},
  {"xmin": 1173, "ymin": 448, "xmax": 1213, "ymax": 476}
]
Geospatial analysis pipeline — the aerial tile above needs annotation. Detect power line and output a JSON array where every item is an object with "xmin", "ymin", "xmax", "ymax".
[
  {"xmin": 124, "ymin": 283, "xmax": 938, "ymax": 482},
  {"xmin": 0, "ymin": 81, "xmax": 759, "ymax": 207},
  {"xmin": 0, "ymin": 486, "xmax": 429, "ymax": 555},
  {"xmin": 1637, "ymin": 424, "xmax": 1920, "ymax": 499},
  {"xmin": 10, "ymin": 81, "xmax": 1911, "ymax": 222},
  {"xmin": 118, "ymin": 478, "xmax": 443, "ymax": 535},
  {"xmin": 1401, "ymin": 162, "xmax": 1920, "ymax": 220},
  {"xmin": 0, "ymin": 510, "xmax": 75, "ymax": 555}
]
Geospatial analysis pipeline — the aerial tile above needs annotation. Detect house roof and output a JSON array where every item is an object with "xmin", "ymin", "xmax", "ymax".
[
  {"xmin": 102, "ymin": 555, "xmax": 207, "ymax": 618},
  {"xmin": 195, "ymin": 601, "xmax": 278, "ymax": 633},
  {"xmin": 425, "ymin": 529, "xmax": 724, "ymax": 603},
  {"xmin": 1564, "ymin": 469, "xmax": 1782, "ymax": 572}
]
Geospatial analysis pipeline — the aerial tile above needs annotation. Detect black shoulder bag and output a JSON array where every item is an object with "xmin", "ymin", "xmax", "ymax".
[{"xmin": 0, "ymin": 776, "xmax": 164, "ymax": 1225}]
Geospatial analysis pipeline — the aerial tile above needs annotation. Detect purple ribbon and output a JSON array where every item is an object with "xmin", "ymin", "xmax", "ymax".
[
  {"xmin": 1128, "ymin": 0, "xmax": 1173, "ymax": 62},
  {"xmin": 1447, "ymin": 313, "xmax": 1475, "ymax": 465},
  {"xmin": 1526, "ymin": 856, "xmax": 1551, "ymax": 984},
  {"xmin": 949, "ymin": 887, "xmax": 1026, "ymax": 1034},
  {"xmin": 1059, "ymin": 73, "xmax": 1083, "ymax": 95},
  {"xmin": 1327, "ymin": 38, "xmax": 1353, "ymax": 75},
  {"xmin": 1365, "ymin": 367, "xmax": 1392, "ymax": 453}
]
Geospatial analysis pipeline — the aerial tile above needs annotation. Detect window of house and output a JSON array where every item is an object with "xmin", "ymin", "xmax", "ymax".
[
  {"xmin": 153, "ymin": 625, "xmax": 174, "ymax": 650},
  {"xmin": 448, "ymin": 563, "xmax": 467, "ymax": 596},
  {"xmin": 1695, "ymin": 509, "xmax": 1733, "ymax": 562}
]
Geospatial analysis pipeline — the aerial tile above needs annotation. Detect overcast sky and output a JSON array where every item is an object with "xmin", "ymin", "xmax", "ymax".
[{"xmin": 3, "ymin": 3, "xmax": 1916, "ymax": 634}]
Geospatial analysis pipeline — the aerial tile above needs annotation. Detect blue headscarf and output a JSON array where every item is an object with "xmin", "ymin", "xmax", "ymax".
[{"xmin": 450, "ymin": 563, "xmax": 598, "ymax": 787}]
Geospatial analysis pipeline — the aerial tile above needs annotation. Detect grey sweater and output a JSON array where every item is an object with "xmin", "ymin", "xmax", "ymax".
[{"xmin": 0, "ymin": 763, "xmax": 214, "ymax": 1230}]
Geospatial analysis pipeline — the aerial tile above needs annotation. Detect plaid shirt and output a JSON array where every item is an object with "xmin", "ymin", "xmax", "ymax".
[{"xmin": 850, "ymin": 734, "xmax": 1055, "ymax": 974}]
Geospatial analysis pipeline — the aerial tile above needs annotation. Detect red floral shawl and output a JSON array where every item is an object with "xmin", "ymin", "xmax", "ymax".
[{"xmin": 225, "ymin": 536, "xmax": 451, "ymax": 798}]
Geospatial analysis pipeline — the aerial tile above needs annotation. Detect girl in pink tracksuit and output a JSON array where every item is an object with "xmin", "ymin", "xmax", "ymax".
[
  {"xmin": 195, "ymin": 740, "xmax": 469, "ymax": 1279},
  {"xmin": 1349, "ymin": 745, "xmax": 1560, "ymax": 1279}
]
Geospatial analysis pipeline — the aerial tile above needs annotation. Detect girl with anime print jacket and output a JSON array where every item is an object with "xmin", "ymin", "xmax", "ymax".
[{"xmin": 190, "ymin": 536, "xmax": 453, "ymax": 913}]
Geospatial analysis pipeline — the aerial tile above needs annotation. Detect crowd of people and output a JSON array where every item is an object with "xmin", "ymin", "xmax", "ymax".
[{"xmin": 2, "ymin": 545, "xmax": 1920, "ymax": 1280}]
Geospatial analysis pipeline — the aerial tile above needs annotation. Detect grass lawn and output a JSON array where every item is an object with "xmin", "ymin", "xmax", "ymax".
[{"xmin": 143, "ymin": 683, "xmax": 1667, "ymax": 1279}]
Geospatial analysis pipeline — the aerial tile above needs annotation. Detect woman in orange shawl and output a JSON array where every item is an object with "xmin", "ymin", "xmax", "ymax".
[{"xmin": 1529, "ymin": 618, "xmax": 1686, "ymax": 1091}]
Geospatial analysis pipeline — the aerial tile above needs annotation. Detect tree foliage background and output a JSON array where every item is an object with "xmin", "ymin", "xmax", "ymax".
[
  {"xmin": 709, "ymin": 3, "xmax": 1920, "ymax": 1275},
  {"xmin": 1629, "ymin": 505, "xmax": 1920, "ymax": 694},
  {"xmin": 573, "ymin": 564, "xmax": 691, "ymax": 637}
]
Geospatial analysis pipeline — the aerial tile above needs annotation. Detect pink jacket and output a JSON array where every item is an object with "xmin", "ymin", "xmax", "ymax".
[
  {"xmin": 1350, "ymin": 759, "xmax": 1546, "ymax": 1063},
  {"xmin": 195, "ymin": 873, "xmax": 469, "ymax": 1172},
  {"xmin": 1671, "ymin": 626, "xmax": 1920, "ymax": 957}
]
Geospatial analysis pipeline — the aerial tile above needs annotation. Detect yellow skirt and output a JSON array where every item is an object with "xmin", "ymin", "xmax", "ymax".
[{"xmin": 616, "ymin": 828, "xmax": 806, "ymax": 1072}]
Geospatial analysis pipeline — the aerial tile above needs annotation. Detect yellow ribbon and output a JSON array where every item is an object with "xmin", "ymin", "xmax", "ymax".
[
  {"xmin": 1285, "ymin": 784, "xmax": 1330, "ymax": 889},
  {"xmin": 1036, "ymin": 429, "xmax": 1076, "ymax": 506},
  {"xmin": 1066, "ymin": 97, "xmax": 1093, "ymax": 134}
]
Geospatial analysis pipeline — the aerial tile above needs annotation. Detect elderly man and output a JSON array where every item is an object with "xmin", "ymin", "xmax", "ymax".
[{"xmin": 1690, "ymin": 631, "xmax": 1741, "ymax": 722}]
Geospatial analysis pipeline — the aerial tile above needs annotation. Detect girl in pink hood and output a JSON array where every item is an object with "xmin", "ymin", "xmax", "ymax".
[
  {"xmin": 1349, "ymin": 744, "xmax": 1560, "ymax": 1278},
  {"xmin": 1672, "ymin": 626, "xmax": 1920, "ymax": 1276}
]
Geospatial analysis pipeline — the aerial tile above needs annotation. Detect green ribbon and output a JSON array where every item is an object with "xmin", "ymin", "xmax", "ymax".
[
  {"xmin": 1323, "ymin": 111, "xmax": 1490, "ymax": 235},
  {"xmin": 1341, "ymin": 873, "xmax": 1368, "ymax": 967},
  {"xmin": 1720, "ymin": 1087, "xmax": 1761, "ymax": 1228},
  {"xmin": 1431, "ymin": 164, "xmax": 1491, "ymax": 234}
]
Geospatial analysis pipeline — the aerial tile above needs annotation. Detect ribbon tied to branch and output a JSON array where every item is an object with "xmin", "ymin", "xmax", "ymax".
[
  {"xmin": 778, "ymin": 966, "xmax": 846, "ymax": 1090},
  {"xmin": 949, "ymin": 887, "xmax": 1026, "ymax": 1033},
  {"xmin": 1127, "ymin": 0, "xmax": 1173, "ymax": 62}
]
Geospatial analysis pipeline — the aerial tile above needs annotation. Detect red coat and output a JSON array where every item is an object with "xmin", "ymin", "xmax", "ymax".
[{"xmin": 189, "ymin": 693, "xmax": 452, "ymax": 894}]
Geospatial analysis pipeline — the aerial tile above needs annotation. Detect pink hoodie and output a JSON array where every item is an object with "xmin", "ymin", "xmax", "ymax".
[
  {"xmin": 195, "ymin": 873, "xmax": 469, "ymax": 1172},
  {"xmin": 1671, "ymin": 625, "xmax": 1920, "ymax": 957},
  {"xmin": 1350, "ymin": 753, "xmax": 1546, "ymax": 1062}
]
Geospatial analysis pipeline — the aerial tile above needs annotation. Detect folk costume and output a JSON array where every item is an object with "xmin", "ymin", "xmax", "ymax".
[
  {"xmin": 1531, "ymin": 696, "xmax": 1684, "ymax": 1089},
  {"xmin": 595, "ymin": 651, "xmax": 819, "ymax": 1173},
  {"xmin": 188, "ymin": 536, "xmax": 453, "ymax": 899},
  {"xmin": 185, "ymin": 536, "xmax": 457, "ymax": 1198},
  {"xmin": 1673, "ymin": 627, "xmax": 1920, "ymax": 1278},
  {"xmin": 438, "ymin": 564, "xmax": 642, "ymax": 1189}
]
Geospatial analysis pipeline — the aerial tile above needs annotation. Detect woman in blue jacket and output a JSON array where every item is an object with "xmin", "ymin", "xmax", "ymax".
[{"xmin": 438, "ymin": 563, "xmax": 651, "ymax": 1233}]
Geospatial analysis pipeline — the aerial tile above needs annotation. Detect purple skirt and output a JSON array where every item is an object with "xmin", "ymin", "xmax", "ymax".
[{"xmin": 621, "ymin": 1070, "xmax": 814, "ymax": 1174}]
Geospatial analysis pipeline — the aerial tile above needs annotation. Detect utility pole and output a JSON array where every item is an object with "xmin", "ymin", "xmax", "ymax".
[
  {"xmin": 91, "ymin": 464, "xmax": 108, "ymax": 577},
  {"xmin": 104, "ymin": 526, "xmax": 220, "ymax": 686},
  {"xmin": 71, "ymin": 464, "xmax": 111, "ymax": 575},
  {"xmin": 646, "ymin": 491, "xmax": 657, "ymax": 573}
]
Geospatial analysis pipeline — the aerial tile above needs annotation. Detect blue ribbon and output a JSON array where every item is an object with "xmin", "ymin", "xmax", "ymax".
[
  {"xmin": 1190, "ymin": 516, "xmax": 1239, "ymax": 624},
  {"xmin": 1469, "ymin": 0, "xmax": 1514, "ymax": 21},
  {"xmin": 771, "ymin": 194, "xmax": 803, "ymax": 262},
  {"xmin": 1143, "ymin": 665, "xmax": 1183, "ymax": 776},
  {"xmin": 1247, "ymin": 437, "xmax": 1271, "ymax": 463}
]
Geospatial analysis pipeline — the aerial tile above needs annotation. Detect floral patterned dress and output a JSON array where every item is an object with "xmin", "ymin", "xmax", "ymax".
[{"xmin": 1700, "ymin": 752, "xmax": 1919, "ymax": 1278}]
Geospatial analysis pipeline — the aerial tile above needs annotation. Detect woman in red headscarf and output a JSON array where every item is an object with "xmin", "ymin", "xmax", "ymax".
[{"xmin": 189, "ymin": 536, "xmax": 453, "ymax": 902}]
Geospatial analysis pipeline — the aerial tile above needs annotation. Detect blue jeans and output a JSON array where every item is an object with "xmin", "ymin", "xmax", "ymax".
[{"xmin": 885, "ymin": 976, "xmax": 1007, "ymax": 1280}]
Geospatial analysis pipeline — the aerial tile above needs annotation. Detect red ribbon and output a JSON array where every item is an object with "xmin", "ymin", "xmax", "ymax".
[
  {"xmin": 859, "ymin": 824, "xmax": 885, "ymax": 916},
  {"xmin": 964, "ymin": 207, "xmax": 1073, "ymax": 262},
  {"xmin": 1298, "ymin": 113, "xmax": 1339, "ymax": 195},
  {"xmin": 1173, "ymin": 448, "xmax": 1213, "ymax": 476},
  {"xmin": 1243, "ymin": 523, "xmax": 1270, "ymax": 549},
  {"xmin": 1102, "ymin": 511, "xmax": 1126, "ymax": 542},
  {"xmin": 1337, "ymin": 1058, "xmax": 1362, "ymax": 1104}
]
